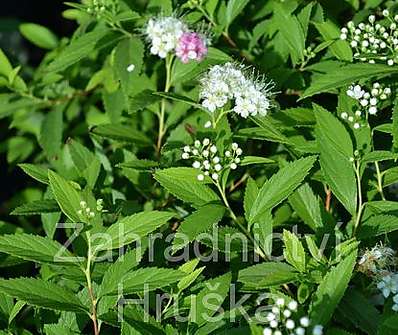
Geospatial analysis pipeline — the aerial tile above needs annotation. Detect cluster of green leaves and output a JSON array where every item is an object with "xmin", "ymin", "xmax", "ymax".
[{"xmin": 0, "ymin": 0, "xmax": 398, "ymax": 335}]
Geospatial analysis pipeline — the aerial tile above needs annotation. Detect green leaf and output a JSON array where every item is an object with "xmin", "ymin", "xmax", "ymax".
[
  {"xmin": 249, "ymin": 156, "xmax": 317, "ymax": 224},
  {"xmin": 274, "ymin": 3, "xmax": 305, "ymax": 64},
  {"xmin": 362, "ymin": 150, "xmax": 398, "ymax": 163},
  {"xmin": 11, "ymin": 199, "xmax": 59, "ymax": 215},
  {"xmin": 283, "ymin": 230, "xmax": 306, "ymax": 272},
  {"xmin": 0, "ymin": 49, "xmax": 13, "ymax": 77},
  {"xmin": 117, "ymin": 267, "xmax": 184, "ymax": 295},
  {"xmin": 244, "ymin": 177, "xmax": 258, "ymax": 222},
  {"xmin": 0, "ymin": 278, "xmax": 87, "ymax": 313},
  {"xmin": 172, "ymin": 204, "xmax": 225, "ymax": 252},
  {"xmin": 314, "ymin": 20, "xmax": 352, "ymax": 61},
  {"xmin": 191, "ymin": 272, "xmax": 231, "ymax": 327},
  {"xmin": 94, "ymin": 211, "xmax": 174, "ymax": 251},
  {"xmin": 114, "ymin": 37, "xmax": 144, "ymax": 102},
  {"xmin": 91, "ymin": 124, "xmax": 151, "ymax": 146},
  {"xmin": 118, "ymin": 158, "xmax": 159, "ymax": 170},
  {"xmin": 18, "ymin": 163, "xmax": 49, "ymax": 184},
  {"xmin": 240, "ymin": 156, "xmax": 275, "ymax": 166},
  {"xmin": 238, "ymin": 262, "xmax": 298, "ymax": 291},
  {"xmin": 153, "ymin": 92, "xmax": 204, "ymax": 110},
  {"xmin": 301, "ymin": 63, "xmax": 398, "ymax": 100},
  {"xmin": 154, "ymin": 168, "xmax": 220, "ymax": 208},
  {"xmin": 129, "ymin": 89, "xmax": 161, "ymax": 113},
  {"xmin": 0, "ymin": 233, "xmax": 77, "ymax": 265},
  {"xmin": 310, "ymin": 248, "xmax": 357, "ymax": 325},
  {"xmin": 19, "ymin": 23, "xmax": 58, "ymax": 49},
  {"xmin": 393, "ymin": 98, "xmax": 398, "ymax": 152},
  {"xmin": 99, "ymin": 249, "xmax": 144, "ymax": 297},
  {"xmin": 39, "ymin": 107, "xmax": 63, "ymax": 159},
  {"xmin": 47, "ymin": 28, "xmax": 113, "ymax": 72},
  {"xmin": 314, "ymin": 104, "xmax": 357, "ymax": 214},
  {"xmin": 225, "ymin": 0, "xmax": 250, "ymax": 28},
  {"xmin": 358, "ymin": 215, "xmax": 398, "ymax": 238},
  {"xmin": 289, "ymin": 183, "xmax": 323, "ymax": 231},
  {"xmin": 48, "ymin": 170, "xmax": 82, "ymax": 223},
  {"xmin": 338, "ymin": 288, "xmax": 380, "ymax": 335}
]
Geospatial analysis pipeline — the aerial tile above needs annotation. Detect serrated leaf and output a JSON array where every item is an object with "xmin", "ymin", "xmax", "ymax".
[
  {"xmin": 244, "ymin": 177, "xmax": 258, "ymax": 222},
  {"xmin": 273, "ymin": 3, "xmax": 305, "ymax": 64},
  {"xmin": 118, "ymin": 158, "xmax": 159, "ymax": 170},
  {"xmin": 314, "ymin": 20, "xmax": 352, "ymax": 61},
  {"xmin": 192, "ymin": 272, "xmax": 231, "ymax": 327},
  {"xmin": 338, "ymin": 288, "xmax": 380, "ymax": 335},
  {"xmin": 114, "ymin": 37, "xmax": 144, "ymax": 104},
  {"xmin": 283, "ymin": 230, "xmax": 306, "ymax": 272},
  {"xmin": 289, "ymin": 183, "xmax": 323, "ymax": 231},
  {"xmin": 94, "ymin": 211, "xmax": 174, "ymax": 251},
  {"xmin": 11, "ymin": 199, "xmax": 59, "ymax": 215},
  {"xmin": 91, "ymin": 124, "xmax": 151, "ymax": 145},
  {"xmin": 117, "ymin": 267, "xmax": 184, "ymax": 295},
  {"xmin": 172, "ymin": 204, "xmax": 225, "ymax": 252},
  {"xmin": 20, "ymin": 23, "xmax": 58, "ymax": 49},
  {"xmin": 249, "ymin": 156, "xmax": 317, "ymax": 223},
  {"xmin": 153, "ymin": 92, "xmax": 204, "ymax": 110},
  {"xmin": 154, "ymin": 168, "xmax": 220, "ymax": 208},
  {"xmin": 0, "ymin": 233, "xmax": 78, "ymax": 265},
  {"xmin": 358, "ymin": 215, "xmax": 398, "ymax": 238},
  {"xmin": 314, "ymin": 104, "xmax": 356, "ymax": 214},
  {"xmin": 47, "ymin": 28, "xmax": 113, "ymax": 72},
  {"xmin": 99, "ymin": 249, "xmax": 144, "ymax": 297},
  {"xmin": 48, "ymin": 170, "xmax": 81, "ymax": 223},
  {"xmin": 362, "ymin": 150, "xmax": 398, "ymax": 163},
  {"xmin": 0, "ymin": 278, "xmax": 87, "ymax": 313},
  {"xmin": 238, "ymin": 262, "xmax": 298, "ymax": 291},
  {"xmin": 301, "ymin": 63, "xmax": 398, "ymax": 100},
  {"xmin": 393, "ymin": 98, "xmax": 398, "ymax": 151},
  {"xmin": 225, "ymin": 0, "xmax": 250, "ymax": 28},
  {"xmin": 19, "ymin": 163, "xmax": 49, "ymax": 184},
  {"xmin": 240, "ymin": 156, "xmax": 275, "ymax": 166},
  {"xmin": 310, "ymin": 248, "xmax": 357, "ymax": 325}
]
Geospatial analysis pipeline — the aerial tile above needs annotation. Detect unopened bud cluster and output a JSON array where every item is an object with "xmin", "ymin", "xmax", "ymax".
[
  {"xmin": 341, "ymin": 82, "xmax": 391, "ymax": 128},
  {"xmin": 77, "ymin": 199, "xmax": 105, "ymax": 220},
  {"xmin": 263, "ymin": 298, "xmax": 323, "ymax": 335},
  {"xmin": 181, "ymin": 139, "xmax": 242, "ymax": 182},
  {"xmin": 340, "ymin": 10, "xmax": 398, "ymax": 65},
  {"xmin": 86, "ymin": 0, "xmax": 118, "ymax": 17}
]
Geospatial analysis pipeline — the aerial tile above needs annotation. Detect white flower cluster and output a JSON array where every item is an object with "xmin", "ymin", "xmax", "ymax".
[
  {"xmin": 145, "ymin": 16, "xmax": 187, "ymax": 58},
  {"xmin": 77, "ymin": 199, "xmax": 105, "ymax": 220},
  {"xmin": 181, "ymin": 139, "xmax": 242, "ymax": 181},
  {"xmin": 263, "ymin": 298, "xmax": 323, "ymax": 335},
  {"xmin": 340, "ymin": 10, "xmax": 398, "ymax": 65},
  {"xmin": 358, "ymin": 243, "xmax": 396, "ymax": 275},
  {"xmin": 377, "ymin": 274, "xmax": 398, "ymax": 311},
  {"xmin": 199, "ymin": 62, "xmax": 273, "ymax": 118},
  {"xmin": 341, "ymin": 82, "xmax": 391, "ymax": 128}
]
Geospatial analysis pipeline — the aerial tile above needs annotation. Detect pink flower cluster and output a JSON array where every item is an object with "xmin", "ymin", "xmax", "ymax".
[{"xmin": 176, "ymin": 32, "xmax": 208, "ymax": 64}]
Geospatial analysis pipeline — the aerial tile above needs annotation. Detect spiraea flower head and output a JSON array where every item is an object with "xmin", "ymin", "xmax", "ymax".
[
  {"xmin": 145, "ymin": 15, "xmax": 188, "ymax": 58},
  {"xmin": 176, "ymin": 31, "xmax": 208, "ymax": 63},
  {"xmin": 262, "ymin": 298, "xmax": 323, "ymax": 335},
  {"xmin": 340, "ymin": 9, "xmax": 398, "ymax": 65},
  {"xmin": 341, "ymin": 82, "xmax": 392, "ymax": 128},
  {"xmin": 358, "ymin": 243, "xmax": 396, "ymax": 276},
  {"xmin": 199, "ymin": 62, "xmax": 274, "ymax": 118},
  {"xmin": 181, "ymin": 139, "xmax": 243, "ymax": 182}
]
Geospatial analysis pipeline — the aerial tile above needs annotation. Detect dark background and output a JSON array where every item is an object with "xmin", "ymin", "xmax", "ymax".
[{"xmin": 0, "ymin": 1, "xmax": 76, "ymax": 211}]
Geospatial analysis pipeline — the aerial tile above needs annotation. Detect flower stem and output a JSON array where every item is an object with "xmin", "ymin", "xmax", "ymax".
[
  {"xmin": 214, "ymin": 180, "xmax": 267, "ymax": 259},
  {"xmin": 353, "ymin": 160, "xmax": 364, "ymax": 236},
  {"xmin": 375, "ymin": 161, "xmax": 386, "ymax": 200},
  {"xmin": 156, "ymin": 55, "xmax": 174, "ymax": 155},
  {"xmin": 85, "ymin": 232, "xmax": 99, "ymax": 335}
]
